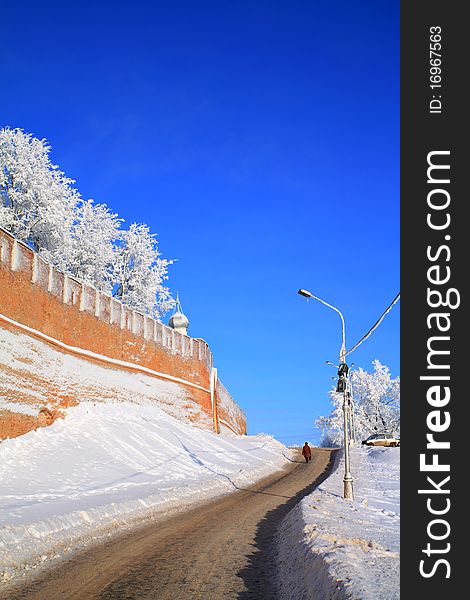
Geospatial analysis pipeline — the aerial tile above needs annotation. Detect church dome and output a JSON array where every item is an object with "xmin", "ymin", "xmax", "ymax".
[{"xmin": 168, "ymin": 293, "xmax": 189, "ymax": 335}]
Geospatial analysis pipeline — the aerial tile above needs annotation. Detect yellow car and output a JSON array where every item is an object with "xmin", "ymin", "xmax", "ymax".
[{"xmin": 362, "ymin": 433, "xmax": 400, "ymax": 447}]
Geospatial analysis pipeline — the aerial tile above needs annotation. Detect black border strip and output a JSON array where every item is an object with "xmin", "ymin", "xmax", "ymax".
[{"xmin": 401, "ymin": 2, "xmax": 467, "ymax": 595}]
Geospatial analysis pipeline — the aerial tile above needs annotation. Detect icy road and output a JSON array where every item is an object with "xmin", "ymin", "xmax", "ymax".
[{"xmin": 1, "ymin": 448, "xmax": 335, "ymax": 600}]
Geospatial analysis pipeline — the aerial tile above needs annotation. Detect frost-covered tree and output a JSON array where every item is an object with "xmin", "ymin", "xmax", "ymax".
[
  {"xmin": 113, "ymin": 223, "xmax": 175, "ymax": 319},
  {"xmin": 350, "ymin": 360, "xmax": 400, "ymax": 438},
  {"xmin": 64, "ymin": 200, "xmax": 122, "ymax": 293},
  {"xmin": 316, "ymin": 360, "xmax": 400, "ymax": 447},
  {"xmin": 1, "ymin": 127, "xmax": 176, "ymax": 320},
  {"xmin": 315, "ymin": 394, "xmax": 344, "ymax": 448},
  {"xmin": 0, "ymin": 127, "xmax": 79, "ymax": 266}
]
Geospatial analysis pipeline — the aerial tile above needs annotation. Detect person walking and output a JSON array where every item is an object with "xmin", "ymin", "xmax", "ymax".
[{"xmin": 302, "ymin": 442, "xmax": 312, "ymax": 463}]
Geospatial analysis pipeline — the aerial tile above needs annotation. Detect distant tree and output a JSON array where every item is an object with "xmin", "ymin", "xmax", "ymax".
[
  {"xmin": 113, "ymin": 223, "xmax": 175, "ymax": 319},
  {"xmin": 316, "ymin": 360, "xmax": 400, "ymax": 447},
  {"xmin": 64, "ymin": 199, "xmax": 122, "ymax": 293},
  {"xmin": 316, "ymin": 398, "xmax": 344, "ymax": 448},
  {"xmin": 0, "ymin": 127, "xmax": 79, "ymax": 267},
  {"xmin": 350, "ymin": 360, "xmax": 400, "ymax": 438}
]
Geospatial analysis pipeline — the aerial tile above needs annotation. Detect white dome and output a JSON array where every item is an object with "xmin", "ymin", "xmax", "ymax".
[
  {"xmin": 169, "ymin": 311, "xmax": 189, "ymax": 329},
  {"xmin": 168, "ymin": 294, "xmax": 189, "ymax": 335}
]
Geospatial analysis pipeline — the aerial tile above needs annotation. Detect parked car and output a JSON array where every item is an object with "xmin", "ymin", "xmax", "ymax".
[{"xmin": 362, "ymin": 433, "xmax": 400, "ymax": 447}]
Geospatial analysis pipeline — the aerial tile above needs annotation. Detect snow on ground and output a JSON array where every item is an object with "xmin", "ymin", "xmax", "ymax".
[
  {"xmin": 0, "ymin": 401, "xmax": 292, "ymax": 584},
  {"xmin": 277, "ymin": 446, "xmax": 400, "ymax": 600},
  {"xmin": 1, "ymin": 306, "xmax": 400, "ymax": 597}
]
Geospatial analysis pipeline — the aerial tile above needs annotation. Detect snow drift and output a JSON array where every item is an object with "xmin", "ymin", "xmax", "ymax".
[
  {"xmin": 277, "ymin": 446, "xmax": 400, "ymax": 599},
  {"xmin": 0, "ymin": 401, "xmax": 291, "ymax": 584}
]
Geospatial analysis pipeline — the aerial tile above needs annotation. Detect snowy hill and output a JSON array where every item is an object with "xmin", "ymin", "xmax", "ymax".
[
  {"xmin": 0, "ymin": 402, "xmax": 400, "ymax": 598},
  {"xmin": 0, "ymin": 401, "xmax": 291, "ymax": 583}
]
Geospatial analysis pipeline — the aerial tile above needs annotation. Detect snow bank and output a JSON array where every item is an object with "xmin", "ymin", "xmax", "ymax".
[
  {"xmin": 277, "ymin": 446, "xmax": 399, "ymax": 600},
  {"xmin": 0, "ymin": 402, "xmax": 292, "ymax": 584}
]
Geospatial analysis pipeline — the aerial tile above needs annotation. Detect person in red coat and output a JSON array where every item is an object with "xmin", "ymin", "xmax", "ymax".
[{"xmin": 302, "ymin": 442, "xmax": 312, "ymax": 463}]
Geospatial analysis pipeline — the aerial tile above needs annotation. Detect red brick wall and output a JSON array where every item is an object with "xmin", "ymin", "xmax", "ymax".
[{"xmin": 0, "ymin": 228, "xmax": 247, "ymax": 438}]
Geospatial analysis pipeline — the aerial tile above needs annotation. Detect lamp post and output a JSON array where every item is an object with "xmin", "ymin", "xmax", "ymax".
[
  {"xmin": 298, "ymin": 289, "xmax": 354, "ymax": 500},
  {"xmin": 347, "ymin": 363, "xmax": 356, "ymax": 444},
  {"xmin": 326, "ymin": 361, "xmax": 356, "ymax": 446}
]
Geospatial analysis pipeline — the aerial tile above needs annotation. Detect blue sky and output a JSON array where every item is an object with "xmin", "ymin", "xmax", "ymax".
[{"xmin": 2, "ymin": 1, "xmax": 399, "ymax": 445}]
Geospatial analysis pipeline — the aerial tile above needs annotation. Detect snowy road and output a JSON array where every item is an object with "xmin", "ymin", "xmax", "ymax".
[{"xmin": 1, "ymin": 448, "xmax": 335, "ymax": 600}]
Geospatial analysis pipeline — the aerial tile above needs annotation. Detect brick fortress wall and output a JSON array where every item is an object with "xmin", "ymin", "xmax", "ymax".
[{"xmin": 0, "ymin": 228, "xmax": 247, "ymax": 439}]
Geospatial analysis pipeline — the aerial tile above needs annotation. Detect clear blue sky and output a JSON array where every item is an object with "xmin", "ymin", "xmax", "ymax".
[{"xmin": 2, "ymin": 1, "xmax": 399, "ymax": 446}]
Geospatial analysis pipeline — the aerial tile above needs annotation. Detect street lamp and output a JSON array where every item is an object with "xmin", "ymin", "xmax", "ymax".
[
  {"xmin": 298, "ymin": 288, "xmax": 354, "ymax": 500},
  {"xmin": 298, "ymin": 289, "xmax": 346, "ymax": 363},
  {"xmin": 299, "ymin": 289, "xmax": 400, "ymax": 497}
]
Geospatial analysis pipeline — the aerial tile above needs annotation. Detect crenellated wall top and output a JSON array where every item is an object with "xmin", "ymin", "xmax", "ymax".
[{"xmin": 0, "ymin": 227, "xmax": 213, "ymax": 369}]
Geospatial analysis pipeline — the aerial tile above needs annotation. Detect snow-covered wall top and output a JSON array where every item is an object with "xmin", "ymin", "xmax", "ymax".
[{"xmin": 0, "ymin": 227, "xmax": 246, "ymax": 438}]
